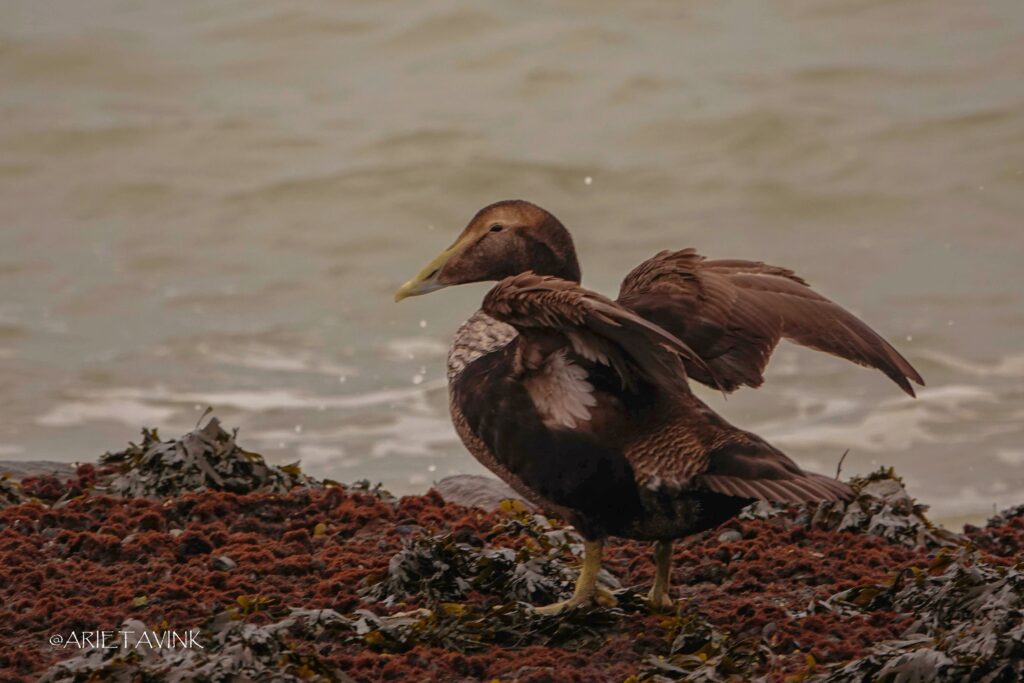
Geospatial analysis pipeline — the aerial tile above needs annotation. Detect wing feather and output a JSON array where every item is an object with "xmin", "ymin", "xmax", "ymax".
[
  {"xmin": 482, "ymin": 272, "xmax": 720, "ymax": 396},
  {"xmin": 693, "ymin": 434, "xmax": 853, "ymax": 503},
  {"xmin": 618, "ymin": 249, "xmax": 924, "ymax": 396},
  {"xmin": 476, "ymin": 272, "xmax": 854, "ymax": 510}
]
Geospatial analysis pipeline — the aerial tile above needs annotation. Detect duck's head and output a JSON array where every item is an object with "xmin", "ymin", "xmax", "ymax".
[{"xmin": 394, "ymin": 200, "xmax": 581, "ymax": 302}]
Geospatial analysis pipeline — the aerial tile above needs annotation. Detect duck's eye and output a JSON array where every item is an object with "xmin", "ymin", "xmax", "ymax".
[{"xmin": 489, "ymin": 224, "xmax": 504, "ymax": 233}]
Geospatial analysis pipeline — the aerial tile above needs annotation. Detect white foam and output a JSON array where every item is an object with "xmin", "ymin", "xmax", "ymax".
[
  {"xmin": 757, "ymin": 384, "xmax": 1006, "ymax": 453},
  {"xmin": 995, "ymin": 449, "xmax": 1024, "ymax": 466},
  {"xmin": 36, "ymin": 399, "xmax": 177, "ymax": 428},
  {"xmin": 915, "ymin": 348, "xmax": 1024, "ymax": 378},
  {"xmin": 252, "ymin": 413, "xmax": 457, "ymax": 461},
  {"xmin": 384, "ymin": 337, "xmax": 449, "ymax": 361},
  {"xmin": 58, "ymin": 381, "xmax": 446, "ymax": 414},
  {"xmin": 196, "ymin": 343, "xmax": 355, "ymax": 377}
]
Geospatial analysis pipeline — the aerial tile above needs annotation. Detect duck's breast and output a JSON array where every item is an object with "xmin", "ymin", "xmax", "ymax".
[{"xmin": 447, "ymin": 311, "xmax": 559, "ymax": 511}]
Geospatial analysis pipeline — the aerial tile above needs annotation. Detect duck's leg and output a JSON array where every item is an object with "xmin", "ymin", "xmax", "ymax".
[
  {"xmin": 534, "ymin": 540, "xmax": 615, "ymax": 614},
  {"xmin": 646, "ymin": 540, "xmax": 675, "ymax": 610}
]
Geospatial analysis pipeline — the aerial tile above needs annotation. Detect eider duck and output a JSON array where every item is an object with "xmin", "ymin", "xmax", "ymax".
[{"xmin": 395, "ymin": 200, "xmax": 923, "ymax": 614}]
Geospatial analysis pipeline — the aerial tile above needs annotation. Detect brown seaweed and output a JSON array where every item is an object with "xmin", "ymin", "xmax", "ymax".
[
  {"xmin": 96, "ymin": 417, "xmax": 321, "ymax": 497},
  {"xmin": 2, "ymin": 419, "xmax": 1020, "ymax": 682}
]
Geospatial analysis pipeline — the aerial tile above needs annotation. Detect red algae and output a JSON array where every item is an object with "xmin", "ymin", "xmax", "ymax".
[
  {"xmin": 6, "ymin": 427, "xmax": 1017, "ymax": 683},
  {"xmin": 965, "ymin": 504, "xmax": 1024, "ymax": 564},
  {"xmin": 2, "ymin": 481, "xmax": 941, "ymax": 683}
]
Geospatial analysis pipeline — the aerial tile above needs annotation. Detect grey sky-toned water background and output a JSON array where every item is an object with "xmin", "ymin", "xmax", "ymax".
[{"xmin": 2, "ymin": 1, "xmax": 1022, "ymax": 523}]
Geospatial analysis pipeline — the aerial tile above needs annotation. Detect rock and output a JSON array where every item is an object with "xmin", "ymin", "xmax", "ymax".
[
  {"xmin": 0, "ymin": 461, "xmax": 76, "ymax": 481},
  {"xmin": 432, "ymin": 475, "xmax": 534, "ymax": 511},
  {"xmin": 718, "ymin": 529, "xmax": 742, "ymax": 543},
  {"xmin": 212, "ymin": 555, "xmax": 236, "ymax": 571}
]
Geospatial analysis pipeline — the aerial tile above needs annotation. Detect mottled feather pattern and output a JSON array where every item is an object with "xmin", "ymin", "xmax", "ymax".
[
  {"xmin": 482, "ymin": 271, "xmax": 719, "ymax": 395},
  {"xmin": 447, "ymin": 310, "xmax": 517, "ymax": 382},
  {"xmin": 457, "ymin": 272, "xmax": 855, "ymax": 514}
]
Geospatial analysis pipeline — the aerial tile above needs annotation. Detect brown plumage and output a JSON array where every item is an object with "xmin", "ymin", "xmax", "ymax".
[
  {"xmin": 482, "ymin": 273, "xmax": 712, "ymax": 397},
  {"xmin": 395, "ymin": 199, "xmax": 923, "ymax": 613},
  {"xmin": 618, "ymin": 249, "xmax": 924, "ymax": 396}
]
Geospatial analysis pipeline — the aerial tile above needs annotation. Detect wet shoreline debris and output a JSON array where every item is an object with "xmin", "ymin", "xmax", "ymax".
[{"xmin": 0, "ymin": 418, "xmax": 1020, "ymax": 682}]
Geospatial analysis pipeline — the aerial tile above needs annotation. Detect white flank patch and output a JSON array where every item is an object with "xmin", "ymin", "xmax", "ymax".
[
  {"xmin": 525, "ymin": 350, "xmax": 598, "ymax": 429},
  {"xmin": 567, "ymin": 332, "xmax": 610, "ymax": 367}
]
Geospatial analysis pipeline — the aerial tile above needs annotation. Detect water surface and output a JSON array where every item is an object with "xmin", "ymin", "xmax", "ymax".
[{"xmin": 2, "ymin": 0, "xmax": 1023, "ymax": 522}]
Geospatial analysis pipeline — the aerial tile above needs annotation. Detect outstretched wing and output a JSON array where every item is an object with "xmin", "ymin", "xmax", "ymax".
[
  {"xmin": 617, "ymin": 249, "xmax": 924, "ymax": 396},
  {"xmin": 483, "ymin": 271, "xmax": 719, "ymax": 396}
]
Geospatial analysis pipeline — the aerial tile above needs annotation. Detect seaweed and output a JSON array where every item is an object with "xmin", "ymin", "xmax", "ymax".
[
  {"xmin": 96, "ymin": 417, "xmax": 321, "ymax": 498},
  {"xmin": 36, "ymin": 603, "xmax": 624, "ymax": 681},
  {"xmin": 965, "ymin": 504, "xmax": 1024, "ymax": 561},
  {"xmin": 7, "ymin": 421, "xmax": 1022, "ymax": 682},
  {"xmin": 635, "ymin": 611, "xmax": 769, "ymax": 682},
  {"xmin": 361, "ymin": 511, "xmax": 612, "ymax": 605},
  {"xmin": 0, "ymin": 474, "xmax": 27, "ymax": 509},
  {"xmin": 741, "ymin": 468, "xmax": 964, "ymax": 550},
  {"xmin": 348, "ymin": 602, "xmax": 626, "ymax": 653},
  {"xmin": 818, "ymin": 550, "xmax": 1024, "ymax": 681},
  {"xmin": 37, "ymin": 613, "xmax": 356, "ymax": 683}
]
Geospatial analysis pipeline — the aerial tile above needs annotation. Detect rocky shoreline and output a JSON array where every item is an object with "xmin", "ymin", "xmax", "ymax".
[
  {"xmin": 0, "ymin": 460, "xmax": 74, "ymax": 483},
  {"xmin": 1, "ymin": 420, "xmax": 1021, "ymax": 682}
]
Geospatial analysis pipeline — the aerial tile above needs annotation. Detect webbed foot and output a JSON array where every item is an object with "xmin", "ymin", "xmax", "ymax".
[
  {"xmin": 532, "ymin": 539, "xmax": 614, "ymax": 615},
  {"xmin": 646, "ymin": 585, "xmax": 675, "ymax": 611}
]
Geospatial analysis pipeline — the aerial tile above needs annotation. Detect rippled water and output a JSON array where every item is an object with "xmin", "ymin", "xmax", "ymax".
[{"xmin": 2, "ymin": 1, "xmax": 1022, "ymax": 522}]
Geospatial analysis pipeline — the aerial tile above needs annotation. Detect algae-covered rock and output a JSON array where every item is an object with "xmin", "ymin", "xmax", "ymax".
[
  {"xmin": 362, "ymin": 510, "xmax": 615, "ymax": 606},
  {"xmin": 965, "ymin": 504, "xmax": 1024, "ymax": 560},
  {"xmin": 741, "ymin": 467, "xmax": 963, "ymax": 550},
  {"xmin": 813, "ymin": 468, "xmax": 963, "ymax": 549},
  {"xmin": 433, "ymin": 474, "xmax": 534, "ymax": 511},
  {"xmin": 97, "ymin": 417, "xmax": 320, "ymax": 498},
  {"xmin": 8, "ymin": 420, "xmax": 1023, "ymax": 683}
]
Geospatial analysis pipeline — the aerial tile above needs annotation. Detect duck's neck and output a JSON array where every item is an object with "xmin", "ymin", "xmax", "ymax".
[
  {"xmin": 519, "ymin": 229, "xmax": 581, "ymax": 283},
  {"xmin": 533, "ymin": 258, "xmax": 581, "ymax": 283}
]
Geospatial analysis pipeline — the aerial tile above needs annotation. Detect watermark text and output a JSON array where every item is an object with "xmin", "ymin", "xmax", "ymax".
[{"xmin": 48, "ymin": 630, "xmax": 203, "ymax": 650}]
